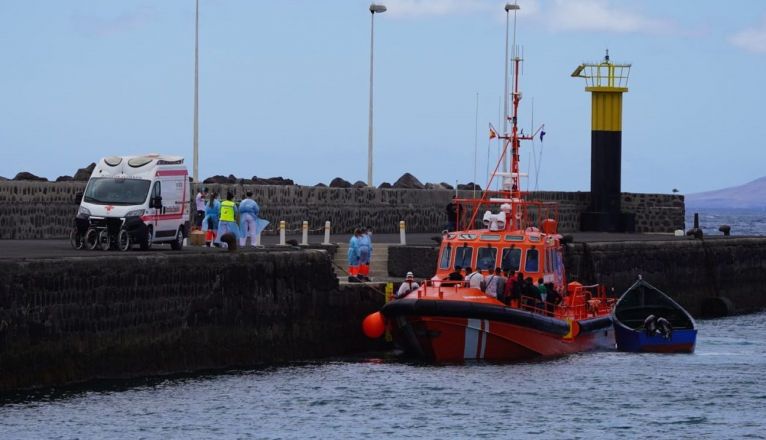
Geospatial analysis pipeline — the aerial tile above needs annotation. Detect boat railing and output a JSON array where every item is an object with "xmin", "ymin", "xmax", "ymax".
[
  {"xmin": 561, "ymin": 284, "xmax": 616, "ymax": 318},
  {"xmin": 420, "ymin": 279, "xmax": 465, "ymax": 298},
  {"xmin": 518, "ymin": 295, "xmax": 592, "ymax": 320},
  {"xmin": 454, "ymin": 196, "xmax": 560, "ymax": 232}
]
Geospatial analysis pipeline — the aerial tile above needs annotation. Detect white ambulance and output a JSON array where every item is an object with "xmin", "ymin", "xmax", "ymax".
[{"xmin": 74, "ymin": 154, "xmax": 190, "ymax": 251}]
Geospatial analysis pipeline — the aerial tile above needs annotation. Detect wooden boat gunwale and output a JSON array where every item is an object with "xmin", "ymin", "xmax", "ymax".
[{"xmin": 612, "ymin": 277, "xmax": 697, "ymax": 353}]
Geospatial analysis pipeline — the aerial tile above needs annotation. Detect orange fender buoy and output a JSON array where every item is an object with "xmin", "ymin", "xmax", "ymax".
[{"xmin": 362, "ymin": 311, "xmax": 385, "ymax": 338}]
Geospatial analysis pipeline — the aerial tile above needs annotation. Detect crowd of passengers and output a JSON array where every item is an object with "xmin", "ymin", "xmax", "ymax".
[{"xmin": 396, "ymin": 266, "xmax": 563, "ymax": 316}]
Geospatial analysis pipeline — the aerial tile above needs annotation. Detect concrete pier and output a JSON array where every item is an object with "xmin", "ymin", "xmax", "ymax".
[{"xmin": 0, "ymin": 248, "xmax": 384, "ymax": 392}]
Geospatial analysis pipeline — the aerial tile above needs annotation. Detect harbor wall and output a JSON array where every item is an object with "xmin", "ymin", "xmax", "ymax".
[
  {"xmin": 0, "ymin": 181, "xmax": 684, "ymax": 239},
  {"xmin": 564, "ymin": 237, "xmax": 766, "ymax": 317},
  {"xmin": 0, "ymin": 249, "xmax": 384, "ymax": 392}
]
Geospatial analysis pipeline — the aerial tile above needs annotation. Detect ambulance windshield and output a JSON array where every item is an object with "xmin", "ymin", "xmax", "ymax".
[{"xmin": 83, "ymin": 178, "xmax": 151, "ymax": 205}]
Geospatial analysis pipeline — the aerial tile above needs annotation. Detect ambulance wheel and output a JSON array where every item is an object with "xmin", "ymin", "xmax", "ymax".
[
  {"xmin": 69, "ymin": 227, "xmax": 84, "ymax": 250},
  {"xmin": 85, "ymin": 228, "xmax": 99, "ymax": 250},
  {"xmin": 117, "ymin": 229, "xmax": 131, "ymax": 251},
  {"xmin": 97, "ymin": 230, "xmax": 111, "ymax": 251},
  {"xmin": 170, "ymin": 227, "xmax": 184, "ymax": 251},
  {"xmin": 140, "ymin": 226, "xmax": 153, "ymax": 250}
]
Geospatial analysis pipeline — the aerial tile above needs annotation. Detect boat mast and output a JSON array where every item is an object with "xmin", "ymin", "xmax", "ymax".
[{"xmin": 464, "ymin": 2, "xmax": 544, "ymax": 231}]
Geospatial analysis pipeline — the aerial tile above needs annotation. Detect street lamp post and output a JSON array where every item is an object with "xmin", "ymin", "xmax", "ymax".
[
  {"xmin": 503, "ymin": 3, "xmax": 519, "ymax": 174},
  {"xmin": 368, "ymin": 3, "xmax": 386, "ymax": 187},
  {"xmin": 193, "ymin": 0, "xmax": 200, "ymax": 184}
]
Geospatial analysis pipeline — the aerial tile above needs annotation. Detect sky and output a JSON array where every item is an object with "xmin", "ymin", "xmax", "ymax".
[{"xmin": 1, "ymin": 0, "xmax": 765, "ymax": 194}]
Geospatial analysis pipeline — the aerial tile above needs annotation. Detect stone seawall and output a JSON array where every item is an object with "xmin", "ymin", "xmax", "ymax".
[
  {"xmin": 0, "ymin": 249, "xmax": 384, "ymax": 392},
  {"xmin": 0, "ymin": 181, "xmax": 685, "ymax": 239},
  {"xmin": 565, "ymin": 237, "xmax": 766, "ymax": 316}
]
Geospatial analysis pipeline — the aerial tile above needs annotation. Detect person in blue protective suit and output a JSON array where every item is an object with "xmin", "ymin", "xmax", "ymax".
[
  {"xmin": 216, "ymin": 192, "xmax": 240, "ymax": 248},
  {"xmin": 238, "ymin": 191, "xmax": 269, "ymax": 247},
  {"xmin": 347, "ymin": 228, "xmax": 363, "ymax": 282},
  {"xmin": 357, "ymin": 227, "xmax": 373, "ymax": 281},
  {"xmin": 201, "ymin": 192, "xmax": 221, "ymax": 247}
]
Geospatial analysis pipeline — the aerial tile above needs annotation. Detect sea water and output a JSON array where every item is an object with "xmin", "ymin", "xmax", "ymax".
[
  {"xmin": 1, "ymin": 312, "xmax": 765, "ymax": 439},
  {"xmin": 685, "ymin": 208, "xmax": 766, "ymax": 236}
]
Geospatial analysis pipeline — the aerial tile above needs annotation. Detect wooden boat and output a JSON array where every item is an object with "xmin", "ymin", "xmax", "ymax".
[
  {"xmin": 361, "ymin": 11, "xmax": 616, "ymax": 362},
  {"xmin": 612, "ymin": 277, "xmax": 697, "ymax": 353}
]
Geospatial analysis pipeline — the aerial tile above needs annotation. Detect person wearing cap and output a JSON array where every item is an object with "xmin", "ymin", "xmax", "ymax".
[
  {"xmin": 395, "ymin": 272, "xmax": 420, "ymax": 299},
  {"xmin": 194, "ymin": 187, "xmax": 208, "ymax": 229}
]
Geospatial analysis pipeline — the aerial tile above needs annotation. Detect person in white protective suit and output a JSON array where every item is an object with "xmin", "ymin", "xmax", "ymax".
[{"xmin": 238, "ymin": 191, "xmax": 269, "ymax": 247}]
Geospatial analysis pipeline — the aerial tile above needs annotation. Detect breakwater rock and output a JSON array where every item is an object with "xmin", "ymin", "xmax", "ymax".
[{"xmin": 0, "ymin": 249, "xmax": 384, "ymax": 392}]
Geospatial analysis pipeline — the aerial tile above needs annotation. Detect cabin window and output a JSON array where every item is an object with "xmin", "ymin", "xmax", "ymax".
[
  {"xmin": 529, "ymin": 235, "xmax": 541, "ymax": 242},
  {"xmin": 459, "ymin": 233, "xmax": 477, "ymax": 240},
  {"xmin": 439, "ymin": 245, "xmax": 452, "ymax": 270},
  {"xmin": 505, "ymin": 235, "xmax": 524, "ymax": 242},
  {"xmin": 501, "ymin": 248, "xmax": 521, "ymax": 272},
  {"xmin": 476, "ymin": 247, "xmax": 497, "ymax": 271},
  {"xmin": 480, "ymin": 234, "xmax": 501, "ymax": 241},
  {"xmin": 454, "ymin": 246, "xmax": 473, "ymax": 269},
  {"xmin": 524, "ymin": 248, "xmax": 539, "ymax": 273}
]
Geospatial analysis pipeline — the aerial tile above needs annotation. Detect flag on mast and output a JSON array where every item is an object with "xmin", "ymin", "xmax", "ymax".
[{"xmin": 489, "ymin": 123, "xmax": 498, "ymax": 139}]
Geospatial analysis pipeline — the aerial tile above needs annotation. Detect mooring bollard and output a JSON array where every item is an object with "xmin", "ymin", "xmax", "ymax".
[
  {"xmin": 322, "ymin": 221, "xmax": 331, "ymax": 245},
  {"xmin": 279, "ymin": 220, "xmax": 286, "ymax": 245},
  {"xmin": 399, "ymin": 220, "xmax": 406, "ymax": 245},
  {"xmin": 301, "ymin": 221, "xmax": 309, "ymax": 245}
]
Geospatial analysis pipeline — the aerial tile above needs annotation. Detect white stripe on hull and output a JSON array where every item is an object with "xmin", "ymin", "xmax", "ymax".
[{"xmin": 464, "ymin": 319, "xmax": 489, "ymax": 360}]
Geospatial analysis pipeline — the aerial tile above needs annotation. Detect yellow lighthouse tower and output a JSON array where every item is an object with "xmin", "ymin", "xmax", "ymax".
[{"xmin": 571, "ymin": 51, "xmax": 634, "ymax": 232}]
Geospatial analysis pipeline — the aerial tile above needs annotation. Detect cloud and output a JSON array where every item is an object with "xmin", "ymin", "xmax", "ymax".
[
  {"xmin": 71, "ymin": 6, "xmax": 155, "ymax": 38},
  {"xmin": 545, "ymin": 0, "xmax": 679, "ymax": 36},
  {"xmin": 729, "ymin": 17, "xmax": 766, "ymax": 54},
  {"xmin": 382, "ymin": 0, "xmax": 539, "ymax": 19}
]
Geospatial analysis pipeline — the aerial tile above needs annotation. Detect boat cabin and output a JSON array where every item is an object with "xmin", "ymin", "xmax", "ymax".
[{"xmin": 435, "ymin": 226, "xmax": 566, "ymax": 292}]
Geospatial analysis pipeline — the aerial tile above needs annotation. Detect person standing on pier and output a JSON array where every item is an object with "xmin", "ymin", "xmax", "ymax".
[
  {"xmin": 238, "ymin": 191, "xmax": 265, "ymax": 247},
  {"xmin": 216, "ymin": 192, "xmax": 240, "ymax": 248},
  {"xmin": 445, "ymin": 196, "xmax": 460, "ymax": 231},
  {"xmin": 357, "ymin": 227, "xmax": 373, "ymax": 282},
  {"xmin": 347, "ymin": 228, "xmax": 363, "ymax": 282},
  {"xmin": 194, "ymin": 187, "xmax": 208, "ymax": 229},
  {"xmin": 202, "ymin": 192, "xmax": 221, "ymax": 247}
]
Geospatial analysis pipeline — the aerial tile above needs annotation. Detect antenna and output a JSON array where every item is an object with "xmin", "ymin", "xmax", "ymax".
[{"xmin": 473, "ymin": 92, "xmax": 479, "ymax": 199}]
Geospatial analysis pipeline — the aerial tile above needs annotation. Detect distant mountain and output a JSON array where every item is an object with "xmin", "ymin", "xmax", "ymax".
[{"xmin": 685, "ymin": 176, "xmax": 766, "ymax": 209}]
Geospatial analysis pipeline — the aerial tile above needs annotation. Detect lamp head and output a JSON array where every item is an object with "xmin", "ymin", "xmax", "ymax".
[
  {"xmin": 370, "ymin": 3, "xmax": 387, "ymax": 13},
  {"xmin": 505, "ymin": 3, "xmax": 520, "ymax": 12}
]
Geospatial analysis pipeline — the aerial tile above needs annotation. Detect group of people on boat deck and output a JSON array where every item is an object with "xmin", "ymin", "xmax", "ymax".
[
  {"xmin": 195, "ymin": 188, "xmax": 269, "ymax": 248},
  {"xmin": 397, "ymin": 265, "xmax": 563, "ymax": 315},
  {"xmin": 347, "ymin": 227, "xmax": 373, "ymax": 283}
]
